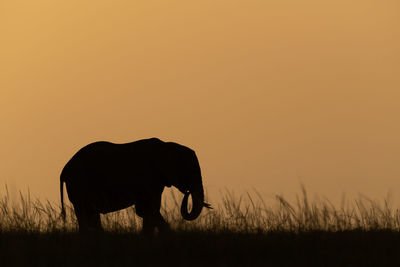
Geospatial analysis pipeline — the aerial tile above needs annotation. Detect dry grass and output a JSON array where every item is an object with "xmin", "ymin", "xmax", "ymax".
[
  {"xmin": 1, "ymin": 186, "xmax": 400, "ymax": 266},
  {"xmin": 1, "ymin": 185, "xmax": 399, "ymax": 233}
]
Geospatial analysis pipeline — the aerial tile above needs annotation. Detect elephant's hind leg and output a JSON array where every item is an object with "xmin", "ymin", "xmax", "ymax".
[
  {"xmin": 74, "ymin": 205, "xmax": 102, "ymax": 233},
  {"xmin": 87, "ymin": 211, "xmax": 102, "ymax": 231}
]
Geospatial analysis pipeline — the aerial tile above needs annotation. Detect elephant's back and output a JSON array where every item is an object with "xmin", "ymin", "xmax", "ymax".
[
  {"xmin": 67, "ymin": 138, "xmax": 163, "ymax": 165},
  {"xmin": 66, "ymin": 141, "xmax": 121, "ymax": 169},
  {"xmin": 74, "ymin": 138, "xmax": 163, "ymax": 158},
  {"xmin": 61, "ymin": 138, "xmax": 164, "ymax": 184},
  {"xmin": 76, "ymin": 141, "xmax": 120, "ymax": 155}
]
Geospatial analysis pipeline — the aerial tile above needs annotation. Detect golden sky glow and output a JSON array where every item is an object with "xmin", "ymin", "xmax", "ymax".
[{"xmin": 1, "ymin": 0, "xmax": 400, "ymax": 203}]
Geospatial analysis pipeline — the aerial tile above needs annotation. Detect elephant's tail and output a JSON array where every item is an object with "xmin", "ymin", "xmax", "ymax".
[{"xmin": 60, "ymin": 174, "xmax": 66, "ymax": 222}]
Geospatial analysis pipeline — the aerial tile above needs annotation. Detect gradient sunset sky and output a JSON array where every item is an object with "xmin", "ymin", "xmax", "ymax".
[{"xmin": 1, "ymin": 0, "xmax": 399, "ymax": 204}]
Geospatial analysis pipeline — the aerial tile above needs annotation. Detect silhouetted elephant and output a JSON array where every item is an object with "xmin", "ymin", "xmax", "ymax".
[{"xmin": 60, "ymin": 138, "xmax": 211, "ymax": 234}]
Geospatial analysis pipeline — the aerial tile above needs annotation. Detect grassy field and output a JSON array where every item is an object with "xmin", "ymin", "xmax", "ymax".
[{"xmin": 1, "ymin": 187, "xmax": 400, "ymax": 266}]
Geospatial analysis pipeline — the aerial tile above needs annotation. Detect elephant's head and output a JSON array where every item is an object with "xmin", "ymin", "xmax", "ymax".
[{"xmin": 162, "ymin": 142, "xmax": 212, "ymax": 221}]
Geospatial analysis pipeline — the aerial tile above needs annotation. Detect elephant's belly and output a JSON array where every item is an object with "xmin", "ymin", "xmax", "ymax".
[
  {"xmin": 96, "ymin": 200, "xmax": 134, "ymax": 214},
  {"xmin": 65, "ymin": 175, "xmax": 142, "ymax": 214},
  {"xmin": 94, "ymin": 193, "xmax": 136, "ymax": 214}
]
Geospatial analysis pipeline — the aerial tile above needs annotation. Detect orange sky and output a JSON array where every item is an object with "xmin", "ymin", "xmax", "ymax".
[{"xmin": 1, "ymin": 0, "xmax": 400, "ymax": 205}]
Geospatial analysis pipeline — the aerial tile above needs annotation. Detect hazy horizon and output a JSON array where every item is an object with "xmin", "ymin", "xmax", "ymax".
[{"xmin": 1, "ymin": 0, "xmax": 400, "ymax": 205}]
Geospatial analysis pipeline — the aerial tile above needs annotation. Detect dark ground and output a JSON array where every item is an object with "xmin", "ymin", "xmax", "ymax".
[{"xmin": 0, "ymin": 230, "xmax": 399, "ymax": 267}]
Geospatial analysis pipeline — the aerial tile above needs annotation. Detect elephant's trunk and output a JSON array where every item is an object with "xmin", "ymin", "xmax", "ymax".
[{"xmin": 181, "ymin": 186, "xmax": 211, "ymax": 221}]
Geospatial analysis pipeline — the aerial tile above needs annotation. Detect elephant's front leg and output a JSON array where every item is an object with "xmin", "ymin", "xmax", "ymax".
[
  {"xmin": 142, "ymin": 215, "xmax": 156, "ymax": 236},
  {"xmin": 154, "ymin": 212, "xmax": 170, "ymax": 233},
  {"xmin": 136, "ymin": 191, "xmax": 170, "ymax": 236},
  {"xmin": 142, "ymin": 212, "xmax": 170, "ymax": 235}
]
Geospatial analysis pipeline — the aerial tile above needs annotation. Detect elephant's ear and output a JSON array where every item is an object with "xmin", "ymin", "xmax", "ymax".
[{"xmin": 157, "ymin": 142, "xmax": 179, "ymax": 188}]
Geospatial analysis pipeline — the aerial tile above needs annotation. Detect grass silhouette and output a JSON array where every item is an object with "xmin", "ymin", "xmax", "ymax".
[{"xmin": 0, "ymin": 186, "xmax": 399, "ymax": 266}]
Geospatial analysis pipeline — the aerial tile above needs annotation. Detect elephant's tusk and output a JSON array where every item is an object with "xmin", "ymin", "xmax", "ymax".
[
  {"xmin": 186, "ymin": 191, "xmax": 212, "ymax": 209},
  {"xmin": 203, "ymin": 202, "xmax": 213, "ymax": 209}
]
